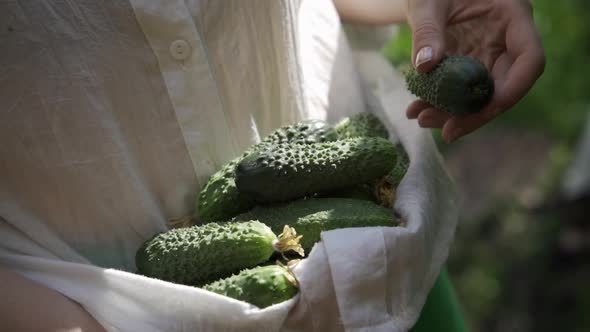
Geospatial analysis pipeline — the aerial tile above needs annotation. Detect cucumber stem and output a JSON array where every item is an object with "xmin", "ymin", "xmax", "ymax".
[
  {"xmin": 375, "ymin": 176, "xmax": 397, "ymax": 208},
  {"xmin": 276, "ymin": 260, "xmax": 300, "ymax": 288}
]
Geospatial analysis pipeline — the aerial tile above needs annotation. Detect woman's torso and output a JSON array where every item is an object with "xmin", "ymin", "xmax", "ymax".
[{"xmin": 0, "ymin": 0, "xmax": 366, "ymax": 270}]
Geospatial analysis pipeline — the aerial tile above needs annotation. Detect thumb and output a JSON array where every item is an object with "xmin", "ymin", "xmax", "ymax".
[{"xmin": 408, "ymin": 0, "xmax": 448, "ymax": 73}]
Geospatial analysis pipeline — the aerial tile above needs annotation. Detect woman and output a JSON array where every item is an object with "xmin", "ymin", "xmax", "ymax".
[{"xmin": 0, "ymin": 0, "xmax": 543, "ymax": 330}]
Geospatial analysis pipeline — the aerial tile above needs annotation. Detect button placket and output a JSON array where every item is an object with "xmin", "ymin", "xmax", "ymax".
[{"xmin": 129, "ymin": 0, "xmax": 239, "ymax": 183}]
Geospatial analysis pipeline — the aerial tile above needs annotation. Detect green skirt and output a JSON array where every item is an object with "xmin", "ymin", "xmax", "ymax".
[{"xmin": 410, "ymin": 267, "xmax": 468, "ymax": 332}]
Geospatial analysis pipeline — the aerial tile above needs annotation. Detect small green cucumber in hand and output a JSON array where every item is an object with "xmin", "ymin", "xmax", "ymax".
[{"xmin": 405, "ymin": 55, "xmax": 494, "ymax": 115}]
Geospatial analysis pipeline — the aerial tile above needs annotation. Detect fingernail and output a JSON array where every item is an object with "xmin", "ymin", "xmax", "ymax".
[
  {"xmin": 415, "ymin": 47, "xmax": 433, "ymax": 68},
  {"xmin": 446, "ymin": 127, "xmax": 463, "ymax": 143}
]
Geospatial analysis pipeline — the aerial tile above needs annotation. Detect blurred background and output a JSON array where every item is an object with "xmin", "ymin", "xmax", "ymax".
[{"xmin": 381, "ymin": 1, "xmax": 590, "ymax": 331}]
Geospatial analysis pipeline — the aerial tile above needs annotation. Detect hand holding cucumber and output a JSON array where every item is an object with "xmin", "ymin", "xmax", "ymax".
[{"xmin": 404, "ymin": 0, "xmax": 545, "ymax": 143}]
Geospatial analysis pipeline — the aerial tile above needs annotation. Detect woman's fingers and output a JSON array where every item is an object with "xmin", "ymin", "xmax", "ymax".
[
  {"xmin": 498, "ymin": 16, "xmax": 545, "ymax": 110},
  {"xmin": 439, "ymin": 53, "xmax": 512, "ymax": 143},
  {"xmin": 440, "ymin": 15, "xmax": 545, "ymax": 143},
  {"xmin": 418, "ymin": 108, "xmax": 451, "ymax": 128},
  {"xmin": 406, "ymin": 100, "xmax": 432, "ymax": 119},
  {"xmin": 407, "ymin": 0, "xmax": 449, "ymax": 72},
  {"xmin": 441, "ymin": 105, "xmax": 499, "ymax": 143},
  {"xmin": 405, "ymin": 0, "xmax": 544, "ymax": 143},
  {"xmin": 406, "ymin": 100, "xmax": 452, "ymax": 128}
]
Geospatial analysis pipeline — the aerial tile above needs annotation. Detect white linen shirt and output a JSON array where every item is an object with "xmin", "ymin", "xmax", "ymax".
[{"xmin": 0, "ymin": 0, "xmax": 366, "ymax": 270}]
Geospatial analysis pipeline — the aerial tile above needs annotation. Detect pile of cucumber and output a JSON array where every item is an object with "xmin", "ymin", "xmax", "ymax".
[{"xmin": 135, "ymin": 112, "xmax": 409, "ymax": 308}]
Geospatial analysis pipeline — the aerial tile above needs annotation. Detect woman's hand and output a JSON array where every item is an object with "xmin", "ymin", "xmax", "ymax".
[{"xmin": 405, "ymin": 0, "xmax": 545, "ymax": 142}]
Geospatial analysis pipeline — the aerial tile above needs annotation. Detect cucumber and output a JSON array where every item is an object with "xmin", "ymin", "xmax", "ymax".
[
  {"xmin": 233, "ymin": 198, "xmax": 397, "ymax": 251},
  {"xmin": 405, "ymin": 55, "xmax": 494, "ymax": 114},
  {"xmin": 333, "ymin": 112, "xmax": 389, "ymax": 139},
  {"xmin": 135, "ymin": 221, "xmax": 302, "ymax": 285},
  {"xmin": 196, "ymin": 159, "xmax": 254, "ymax": 222},
  {"xmin": 369, "ymin": 145, "xmax": 410, "ymax": 208},
  {"xmin": 389, "ymin": 145, "xmax": 409, "ymax": 186},
  {"xmin": 197, "ymin": 120, "xmax": 338, "ymax": 222},
  {"xmin": 202, "ymin": 264, "xmax": 298, "ymax": 308},
  {"xmin": 333, "ymin": 112, "xmax": 409, "ymax": 205},
  {"xmin": 235, "ymin": 137, "xmax": 398, "ymax": 203},
  {"xmin": 320, "ymin": 184, "xmax": 376, "ymax": 202}
]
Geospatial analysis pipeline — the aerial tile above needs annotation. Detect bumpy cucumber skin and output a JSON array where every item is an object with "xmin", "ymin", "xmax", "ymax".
[
  {"xmin": 406, "ymin": 55, "xmax": 494, "ymax": 115},
  {"xmin": 331, "ymin": 112, "xmax": 392, "ymax": 201},
  {"xmin": 203, "ymin": 265, "xmax": 298, "ymax": 308},
  {"xmin": 196, "ymin": 159, "xmax": 254, "ymax": 223},
  {"xmin": 196, "ymin": 120, "xmax": 338, "ymax": 222},
  {"xmin": 330, "ymin": 146, "xmax": 409, "ymax": 205},
  {"xmin": 234, "ymin": 198, "xmax": 397, "ymax": 251},
  {"xmin": 135, "ymin": 221, "xmax": 276, "ymax": 286},
  {"xmin": 333, "ymin": 113, "xmax": 407, "ymax": 182},
  {"xmin": 388, "ymin": 145, "xmax": 410, "ymax": 186},
  {"xmin": 262, "ymin": 120, "xmax": 339, "ymax": 145},
  {"xmin": 235, "ymin": 137, "xmax": 398, "ymax": 203},
  {"xmin": 333, "ymin": 112, "xmax": 389, "ymax": 139}
]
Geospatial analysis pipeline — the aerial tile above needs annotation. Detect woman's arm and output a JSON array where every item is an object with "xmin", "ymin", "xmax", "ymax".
[
  {"xmin": 0, "ymin": 267, "xmax": 106, "ymax": 332},
  {"xmin": 332, "ymin": 0, "xmax": 407, "ymax": 25}
]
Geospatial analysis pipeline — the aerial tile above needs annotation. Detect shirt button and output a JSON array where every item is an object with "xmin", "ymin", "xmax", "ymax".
[{"xmin": 170, "ymin": 40, "xmax": 191, "ymax": 60}]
